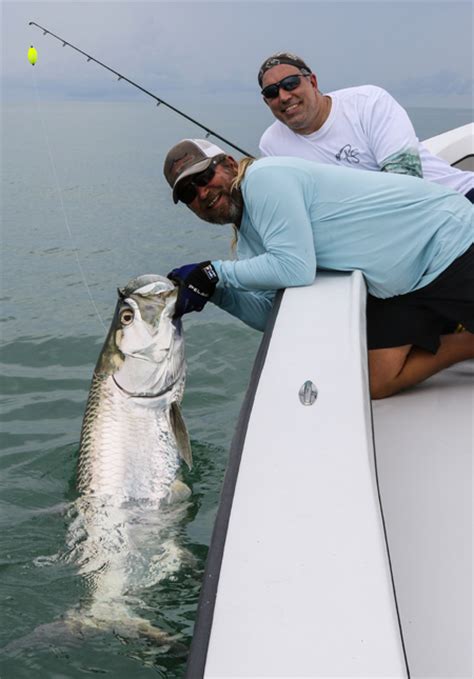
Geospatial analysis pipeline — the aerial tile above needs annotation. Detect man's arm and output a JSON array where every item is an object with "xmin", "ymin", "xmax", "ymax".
[
  {"xmin": 363, "ymin": 86, "xmax": 423, "ymax": 178},
  {"xmin": 380, "ymin": 148, "xmax": 423, "ymax": 177},
  {"xmin": 211, "ymin": 287, "xmax": 275, "ymax": 332},
  {"xmin": 213, "ymin": 166, "xmax": 317, "ymax": 292}
]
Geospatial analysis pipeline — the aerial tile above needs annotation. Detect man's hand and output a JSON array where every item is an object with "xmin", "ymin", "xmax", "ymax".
[{"xmin": 167, "ymin": 261, "xmax": 219, "ymax": 316}]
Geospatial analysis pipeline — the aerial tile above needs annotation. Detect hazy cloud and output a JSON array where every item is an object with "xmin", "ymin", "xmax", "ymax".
[
  {"xmin": 396, "ymin": 71, "xmax": 473, "ymax": 97},
  {"xmin": 3, "ymin": 1, "xmax": 473, "ymax": 108}
]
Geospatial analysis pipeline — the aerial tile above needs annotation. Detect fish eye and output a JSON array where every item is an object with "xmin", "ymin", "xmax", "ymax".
[{"xmin": 120, "ymin": 308, "xmax": 134, "ymax": 326}]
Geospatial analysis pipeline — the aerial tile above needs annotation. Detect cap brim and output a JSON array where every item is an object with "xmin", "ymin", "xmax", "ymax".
[{"xmin": 172, "ymin": 157, "xmax": 214, "ymax": 203}]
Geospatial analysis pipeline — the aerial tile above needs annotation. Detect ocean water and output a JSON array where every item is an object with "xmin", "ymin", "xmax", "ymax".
[{"xmin": 1, "ymin": 93, "xmax": 472, "ymax": 678}]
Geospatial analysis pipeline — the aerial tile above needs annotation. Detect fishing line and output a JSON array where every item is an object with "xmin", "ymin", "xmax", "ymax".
[
  {"xmin": 30, "ymin": 64, "xmax": 107, "ymax": 331},
  {"xmin": 29, "ymin": 21, "xmax": 253, "ymax": 157}
]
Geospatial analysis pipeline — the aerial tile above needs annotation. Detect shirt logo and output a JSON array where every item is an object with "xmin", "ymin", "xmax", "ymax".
[{"xmin": 335, "ymin": 144, "xmax": 360, "ymax": 164}]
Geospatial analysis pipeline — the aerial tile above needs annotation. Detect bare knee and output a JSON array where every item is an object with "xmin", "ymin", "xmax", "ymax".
[
  {"xmin": 368, "ymin": 345, "xmax": 412, "ymax": 399},
  {"xmin": 369, "ymin": 374, "xmax": 399, "ymax": 400},
  {"xmin": 370, "ymin": 378, "xmax": 398, "ymax": 400}
]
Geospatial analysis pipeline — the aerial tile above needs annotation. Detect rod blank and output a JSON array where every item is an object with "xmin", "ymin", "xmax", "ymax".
[{"xmin": 28, "ymin": 21, "xmax": 253, "ymax": 157}]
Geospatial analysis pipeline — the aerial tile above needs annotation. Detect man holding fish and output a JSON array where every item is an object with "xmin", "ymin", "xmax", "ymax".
[{"xmin": 163, "ymin": 138, "xmax": 474, "ymax": 400}]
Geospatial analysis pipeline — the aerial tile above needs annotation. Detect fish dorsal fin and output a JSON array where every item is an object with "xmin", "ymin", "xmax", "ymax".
[{"xmin": 170, "ymin": 402, "xmax": 192, "ymax": 469}]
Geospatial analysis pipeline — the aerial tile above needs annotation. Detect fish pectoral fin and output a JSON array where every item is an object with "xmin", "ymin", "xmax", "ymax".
[
  {"xmin": 166, "ymin": 479, "xmax": 192, "ymax": 504},
  {"xmin": 134, "ymin": 622, "xmax": 188, "ymax": 655},
  {"xmin": 170, "ymin": 402, "xmax": 192, "ymax": 469}
]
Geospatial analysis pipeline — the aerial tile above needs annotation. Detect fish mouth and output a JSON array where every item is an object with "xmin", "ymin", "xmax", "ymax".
[{"xmin": 112, "ymin": 375, "xmax": 178, "ymax": 399}]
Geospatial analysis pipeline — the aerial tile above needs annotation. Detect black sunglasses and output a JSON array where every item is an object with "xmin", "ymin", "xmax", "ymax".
[
  {"xmin": 261, "ymin": 74, "xmax": 310, "ymax": 100},
  {"xmin": 177, "ymin": 156, "xmax": 225, "ymax": 205}
]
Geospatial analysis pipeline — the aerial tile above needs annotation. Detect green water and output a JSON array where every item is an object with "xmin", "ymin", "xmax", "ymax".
[
  {"xmin": 1, "ymin": 98, "xmax": 471, "ymax": 677},
  {"xmin": 1, "ymin": 100, "xmax": 262, "ymax": 677}
]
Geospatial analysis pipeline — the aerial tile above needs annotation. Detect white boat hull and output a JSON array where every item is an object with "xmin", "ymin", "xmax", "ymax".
[{"xmin": 186, "ymin": 124, "xmax": 474, "ymax": 678}]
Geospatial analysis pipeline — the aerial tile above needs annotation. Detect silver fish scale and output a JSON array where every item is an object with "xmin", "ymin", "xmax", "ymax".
[{"xmin": 78, "ymin": 373, "xmax": 181, "ymax": 504}]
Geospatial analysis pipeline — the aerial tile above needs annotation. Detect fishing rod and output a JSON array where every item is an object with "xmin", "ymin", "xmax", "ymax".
[{"xmin": 28, "ymin": 21, "xmax": 253, "ymax": 157}]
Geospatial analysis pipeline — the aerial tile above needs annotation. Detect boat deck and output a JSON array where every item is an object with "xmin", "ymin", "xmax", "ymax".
[{"xmin": 374, "ymin": 360, "xmax": 473, "ymax": 676}]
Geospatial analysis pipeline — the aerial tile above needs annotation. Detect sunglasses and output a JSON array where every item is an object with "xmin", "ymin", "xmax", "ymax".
[
  {"xmin": 261, "ymin": 74, "xmax": 310, "ymax": 100},
  {"xmin": 177, "ymin": 156, "xmax": 225, "ymax": 205}
]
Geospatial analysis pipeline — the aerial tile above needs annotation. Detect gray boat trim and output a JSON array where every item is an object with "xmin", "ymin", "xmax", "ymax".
[{"xmin": 367, "ymin": 393, "xmax": 411, "ymax": 677}]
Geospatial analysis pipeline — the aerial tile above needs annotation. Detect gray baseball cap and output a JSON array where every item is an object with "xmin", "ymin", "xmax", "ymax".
[{"xmin": 163, "ymin": 139, "xmax": 226, "ymax": 203}]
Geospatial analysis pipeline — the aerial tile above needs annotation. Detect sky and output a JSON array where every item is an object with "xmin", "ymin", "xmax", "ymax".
[{"xmin": 2, "ymin": 0, "xmax": 473, "ymax": 109}]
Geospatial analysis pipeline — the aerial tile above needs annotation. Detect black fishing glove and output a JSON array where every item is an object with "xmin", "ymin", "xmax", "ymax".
[{"xmin": 167, "ymin": 261, "xmax": 219, "ymax": 317}]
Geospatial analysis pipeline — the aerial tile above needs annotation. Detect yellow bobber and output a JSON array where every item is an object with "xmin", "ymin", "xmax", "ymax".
[{"xmin": 28, "ymin": 46, "xmax": 38, "ymax": 65}]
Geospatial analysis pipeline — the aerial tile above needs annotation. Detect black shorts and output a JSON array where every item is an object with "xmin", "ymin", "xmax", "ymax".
[{"xmin": 367, "ymin": 244, "xmax": 474, "ymax": 353}]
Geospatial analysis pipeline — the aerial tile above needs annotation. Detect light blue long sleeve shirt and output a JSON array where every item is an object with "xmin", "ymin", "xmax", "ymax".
[{"xmin": 211, "ymin": 157, "xmax": 473, "ymax": 331}]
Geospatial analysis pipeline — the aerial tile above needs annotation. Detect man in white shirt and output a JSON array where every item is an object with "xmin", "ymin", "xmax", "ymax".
[{"xmin": 258, "ymin": 52, "xmax": 474, "ymax": 200}]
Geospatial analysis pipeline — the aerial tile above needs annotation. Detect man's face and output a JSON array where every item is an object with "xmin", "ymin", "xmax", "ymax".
[
  {"xmin": 184, "ymin": 158, "xmax": 243, "ymax": 225},
  {"xmin": 261, "ymin": 64, "xmax": 320, "ymax": 134}
]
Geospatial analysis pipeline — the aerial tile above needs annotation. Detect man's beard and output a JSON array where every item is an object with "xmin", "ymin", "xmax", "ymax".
[{"xmin": 197, "ymin": 188, "xmax": 243, "ymax": 226}]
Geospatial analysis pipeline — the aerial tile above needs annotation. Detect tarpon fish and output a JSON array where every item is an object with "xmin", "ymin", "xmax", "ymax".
[
  {"xmin": 2, "ymin": 275, "xmax": 193, "ymax": 654},
  {"xmin": 66, "ymin": 274, "xmax": 193, "ymax": 643}
]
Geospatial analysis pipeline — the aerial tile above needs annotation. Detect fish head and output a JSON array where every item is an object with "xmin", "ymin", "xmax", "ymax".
[{"xmin": 96, "ymin": 275, "xmax": 185, "ymax": 398}]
